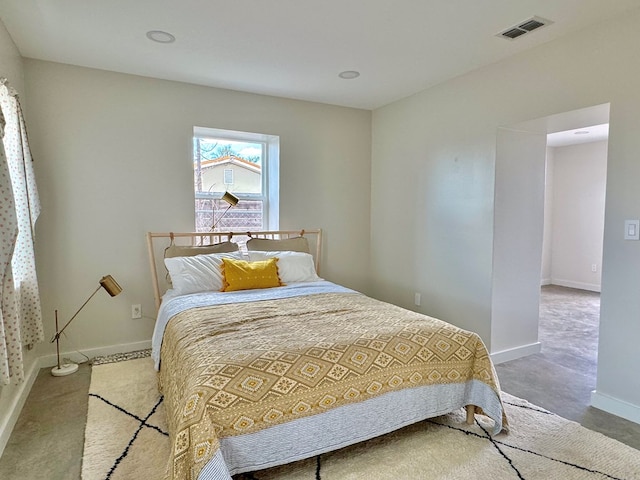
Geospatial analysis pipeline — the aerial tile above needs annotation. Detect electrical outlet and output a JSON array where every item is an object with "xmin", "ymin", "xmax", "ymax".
[
  {"xmin": 131, "ymin": 304, "xmax": 142, "ymax": 319},
  {"xmin": 414, "ymin": 292, "xmax": 421, "ymax": 306},
  {"xmin": 624, "ymin": 220, "xmax": 640, "ymax": 240},
  {"xmin": 591, "ymin": 264, "xmax": 597, "ymax": 273}
]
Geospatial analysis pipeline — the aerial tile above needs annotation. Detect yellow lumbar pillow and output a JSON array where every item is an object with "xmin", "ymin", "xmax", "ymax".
[{"xmin": 221, "ymin": 257, "xmax": 282, "ymax": 292}]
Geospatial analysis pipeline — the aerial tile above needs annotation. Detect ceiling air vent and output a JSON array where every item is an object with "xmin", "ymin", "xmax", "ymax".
[{"xmin": 498, "ymin": 16, "xmax": 552, "ymax": 40}]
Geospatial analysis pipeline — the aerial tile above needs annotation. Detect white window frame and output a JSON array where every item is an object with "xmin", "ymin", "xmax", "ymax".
[{"xmin": 193, "ymin": 126, "xmax": 280, "ymax": 230}]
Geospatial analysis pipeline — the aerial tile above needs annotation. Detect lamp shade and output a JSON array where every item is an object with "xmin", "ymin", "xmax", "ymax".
[
  {"xmin": 100, "ymin": 274, "xmax": 122, "ymax": 297},
  {"xmin": 211, "ymin": 191, "xmax": 240, "ymax": 231},
  {"xmin": 221, "ymin": 191, "xmax": 239, "ymax": 206}
]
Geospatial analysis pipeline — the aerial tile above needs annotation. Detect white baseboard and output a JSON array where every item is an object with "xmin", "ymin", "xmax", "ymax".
[
  {"xmin": 591, "ymin": 390, "xmax": 640, "ymax": 425},
  {"xmin": 550, "ymin": 278, "xmax": 601, "ymax": 293},
  {"xmin": 0, "ymin": 359, "xmax": 40, "ymax": 458},
  {"xmin": 540, "ymin": 278, "xmax": 552, "ymax": 286},
  {"xmin": 0, "ymin": 339, "xmax": 152, "ymax": 458},
  {"xmin": 491, "ymin": 342, "xmax": 542, "ymax": 365},
  {"xmin": 38, "ymin": 340, "xmax": 152, "ymax": 368}
]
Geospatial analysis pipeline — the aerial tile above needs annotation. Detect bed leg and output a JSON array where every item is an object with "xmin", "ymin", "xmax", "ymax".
[{"xmin": 465, "ymin": 405, "xmax": 475, "ymax": 425}]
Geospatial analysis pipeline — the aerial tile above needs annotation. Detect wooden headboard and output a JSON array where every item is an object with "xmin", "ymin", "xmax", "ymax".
[{"xmin": 146, "ymin": 229, "xmax": 322, "ymax": 311}]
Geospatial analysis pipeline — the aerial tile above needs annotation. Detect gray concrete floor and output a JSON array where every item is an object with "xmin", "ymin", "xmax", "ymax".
[
  {"xmin": 0, "ymin": 362, "xmax": 91, "ymax": 480},
  {"xmin": 0, "ymin": 285, "xmax": 638, "ymax": 479},
  {"xmin": 496, "ymin": 285, "xmax": 640, "ymax": 450}
]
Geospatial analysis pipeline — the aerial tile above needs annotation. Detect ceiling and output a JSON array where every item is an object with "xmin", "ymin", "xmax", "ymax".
[
  {"xmin": 1, "ymin": 1, "xmax": 639, "ymax": 110},
  {"xmin": 547, "ymin": 124, "xmax": 609, "ymax": 147}
]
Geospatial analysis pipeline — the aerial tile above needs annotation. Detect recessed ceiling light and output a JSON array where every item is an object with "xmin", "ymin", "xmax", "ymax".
[
  {"xmin": 574, "ymin": 130, "xmax": 590, "ymax": 135},
  {"xmin": 338, "ymin": 70, "xmax": 360, "ymax": 80},
  {"xmin": 146, "ymin": 30, "xmax": 176, "ymax": 44}
]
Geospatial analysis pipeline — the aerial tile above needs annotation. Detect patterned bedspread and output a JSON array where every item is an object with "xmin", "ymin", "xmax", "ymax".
[{"xmin": 158, "ymin": 291, "xmax": 508, "ymax": 480}]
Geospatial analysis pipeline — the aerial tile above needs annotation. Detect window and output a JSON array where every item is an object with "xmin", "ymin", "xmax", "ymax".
[
  {"xmin": 193, "ymin": 127, "xmax": 279, "ymax": 232},
  {"xmin": 223, "ymin": 169, "xmax": 233, "ymax": 185}
]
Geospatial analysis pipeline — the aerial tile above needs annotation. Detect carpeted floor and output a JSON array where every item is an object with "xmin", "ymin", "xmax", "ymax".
[{"xmin": 84, "ymin": 356, "xmax": 640, "ymax": 480}]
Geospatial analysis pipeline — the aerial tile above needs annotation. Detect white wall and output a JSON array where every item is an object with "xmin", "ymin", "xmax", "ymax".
[
  {"xmin": 491, "ymin": 128, "xmax": 546, "ymax": 358},
  {"xmin": 540, "ymin": 147, "xmax": 554, "ymax": 284},
  {"xmin": 547, "ymin": 141, "xmax": 607, "ymax": 292},
  {"xmin": 372, "ymin": 8, "xmax": 640, "ymax": 422},
  {"xmin": 21, "ymin": 60, "xmax": 372, "ymax": 365},
  {"xmin": 370, "ymin": 86, "xmax": 496, "ymax": 342},
  {"xmin": 0, "ymin": 20, "xmax": 21, "ymax": 94}
]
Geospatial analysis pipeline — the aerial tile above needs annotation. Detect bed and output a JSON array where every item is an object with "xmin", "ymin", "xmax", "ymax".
[{"xmin": 147, "ymin": 230, "xmax": 508, "ymax": 480}]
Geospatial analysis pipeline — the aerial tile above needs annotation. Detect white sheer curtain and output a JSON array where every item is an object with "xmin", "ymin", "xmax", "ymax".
[{"xmin": 0, "ymin": 79, "xmax": 43, "ymax": 385}]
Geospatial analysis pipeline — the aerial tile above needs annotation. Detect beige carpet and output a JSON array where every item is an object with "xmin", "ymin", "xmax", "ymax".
[{"xmin": 83, "ymin": 357, "xmax": 640, "ymax": 480}]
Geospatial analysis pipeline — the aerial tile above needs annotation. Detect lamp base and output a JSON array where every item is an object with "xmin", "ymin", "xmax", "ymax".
[{"xmin": 51, "ymin": 362, "xmax": 79, "ymax": 377}]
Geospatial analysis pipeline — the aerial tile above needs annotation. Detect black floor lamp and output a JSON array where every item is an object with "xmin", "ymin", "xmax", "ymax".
[{"xmin": 50, "ymin": 274, "xmax": 122, "ymax": 376}]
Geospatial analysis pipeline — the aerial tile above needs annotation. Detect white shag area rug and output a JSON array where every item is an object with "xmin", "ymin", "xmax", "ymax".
[{"xmin": 82, "ymin": 356, "xmax": 640, "ymax": 480}]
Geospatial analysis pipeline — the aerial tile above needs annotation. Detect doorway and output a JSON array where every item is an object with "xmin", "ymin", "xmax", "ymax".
[
  {"xmin": 541, "ymin": 126, "xmax": 608, "ymax": 293},
  {"xmin": 538, "ymin": 121, "xmax": 608, "ymax": 390},
  {"xmin": 491, "ymin": 103, "xmax": 609, "ymax": 363}
]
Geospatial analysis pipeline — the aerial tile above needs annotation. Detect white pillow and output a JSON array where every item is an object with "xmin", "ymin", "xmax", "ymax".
[
  {"xmin": 164, "ymin": 252, "xmax": 245, "ymax": 295},
  {"xmin": 248, "ymin": 251, "xmax": 322, "ymax": 283}
]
